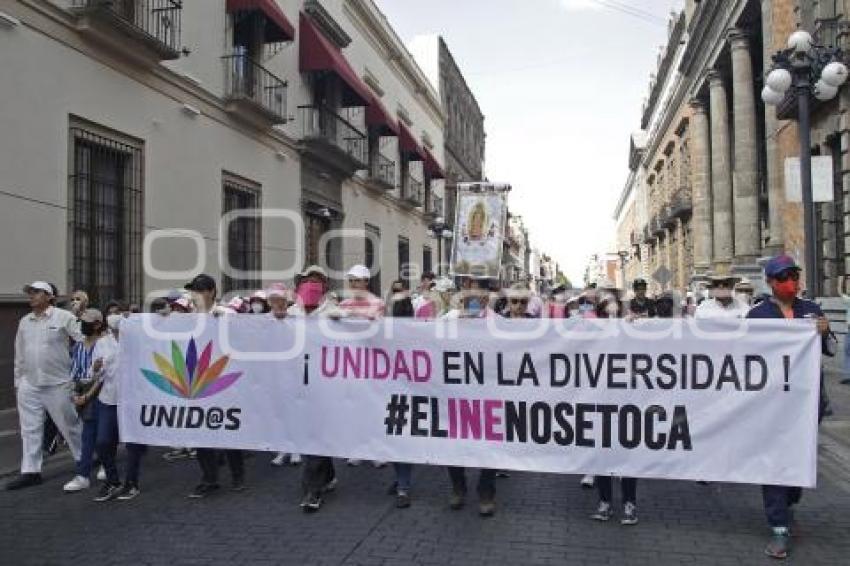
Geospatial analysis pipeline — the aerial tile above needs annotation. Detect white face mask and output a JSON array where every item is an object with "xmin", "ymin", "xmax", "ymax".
[{"xmin": 251, "ymin": 302, "xmax": 265, "ymax": 314}]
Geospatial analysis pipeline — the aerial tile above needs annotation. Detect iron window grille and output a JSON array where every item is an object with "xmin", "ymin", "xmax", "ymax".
[
  {"xmin": 69, "ymin": 127, "xmax": 144, "ymax": 308},
  {"xmin": 222, "ymin": 177, "xmax": 262, "ymax": 294}
]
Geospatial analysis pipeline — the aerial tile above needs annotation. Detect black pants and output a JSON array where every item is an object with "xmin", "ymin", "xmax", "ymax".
[
  {"xmin": 762, "ymin": 485, "xmax": 803, "ymax": 528},
  {"xmin": 447, "ymin": 467, "xmax": 496, "ymax": 500},
  {"xmin": 597, "ymin": 476, "xmax": 637, "ymax": 505},
  {"xmin": 196, "ymin": 449, "xmax": 243, "ymax": 485},
  {"xmin": 302, "ymin": 456, "xmax": 335, "ymax": 495}
]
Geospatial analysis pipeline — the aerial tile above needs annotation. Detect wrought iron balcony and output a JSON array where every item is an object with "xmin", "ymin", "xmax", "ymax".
[
  {"xmin": 367, "ymin": 152, "xmax": 396, "ymax": 190},
  {"xmin": 299, "ymin": 105, "xmax": 368, "ymax": 175},
  {"xmin": 223, "ymin": 54, "xmax": 287, "ymax": 125},
  {"xmin": 404, "ymin": 176, "xmax": 424, "ymax": 207},
  {"xmin": 72, "ymin": 0, "xmax": 182, "ymax": 62}
]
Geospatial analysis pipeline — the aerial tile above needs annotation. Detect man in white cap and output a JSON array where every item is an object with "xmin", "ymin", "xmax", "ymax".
[
  {"xmin": 338, "ymin": 264, "xmax": 385, "ymax": 319},
  {"xmin": 695, "ymin": 274, "xmax": 750, "ymax": 319},
  {"xmin": 6, "ymin": 282, "xmax": 83, "ymax": 490}
]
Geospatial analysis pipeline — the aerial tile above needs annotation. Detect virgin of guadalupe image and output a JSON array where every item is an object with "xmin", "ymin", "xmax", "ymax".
[{"xmin": 466, "ymin": 201, "xmax": 488, "ymax": 242}]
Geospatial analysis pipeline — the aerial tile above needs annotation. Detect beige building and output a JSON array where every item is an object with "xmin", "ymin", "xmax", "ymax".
[{"xmin": 0, "ymin": 0, "xmax": 451, "ymax": 407}]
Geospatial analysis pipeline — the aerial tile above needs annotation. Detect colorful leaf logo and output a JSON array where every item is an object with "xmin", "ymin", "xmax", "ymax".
[{"xmin": 141, "ymin": 338, "xmax": 243, "ymax": 399}]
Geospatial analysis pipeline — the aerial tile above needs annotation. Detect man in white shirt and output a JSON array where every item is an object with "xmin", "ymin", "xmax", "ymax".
[
  {"xmin": 6, "ymin": 281, "xmax": 83, "ymax": 490},
  {"xmin": 695, "ymin": 275, "xmax": 751, "ymax": 319}
]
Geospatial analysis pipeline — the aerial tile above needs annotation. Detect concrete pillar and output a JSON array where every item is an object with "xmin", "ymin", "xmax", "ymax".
[
  {"xmin": 709, "ymin": 70, "xmax": 734, "ymax": 272},
  {"xmin": 729, "ymin": 29, "xmax": 761, "ymax": 264},
  {"xmin": 689, "ymin": 99, "xmax": 713, "ymax": 273}
]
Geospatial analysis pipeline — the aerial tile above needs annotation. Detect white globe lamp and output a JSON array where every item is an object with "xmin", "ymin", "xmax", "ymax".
[
  {"xmin": 821, "ymin": 61, "xmax": 849, "ymax": 87},
  {"xmin": 766, "ymin": 68, "xmax": 792, "ymax": 93},
  {"xmin": 761, "ymin": 85, "xmax": 785, "ymax": 106},
  {"xmin": 788, "ymin": 30, "xmax": 814, "ymax": 53}
]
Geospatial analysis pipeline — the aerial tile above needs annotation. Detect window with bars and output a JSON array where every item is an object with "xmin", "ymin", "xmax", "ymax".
[
  {"xmin": 69, "ymin": 127, "xmax": 143, "ymax": 308},
  {"xmin": 365, "ymin": 224, "xmax": 381, "ymax": 296},
  {"xmin": 222, "ymin": 176, "xmax": 262, "ymax": 294},
  {"xmin": 423, "ymin": 246, "xmax": 433, "ymax": 276},
  {"xmin": 398, "ymin": 236, "xmax": 411, "ymax": 288}
]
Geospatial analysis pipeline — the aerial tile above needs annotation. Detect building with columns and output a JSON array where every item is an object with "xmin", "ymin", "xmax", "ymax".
[{"xmin": 615, "ymin": 0, "xmax": 850, "ymax": 298}]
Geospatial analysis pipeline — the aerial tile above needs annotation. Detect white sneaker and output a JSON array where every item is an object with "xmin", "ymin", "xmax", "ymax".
[
  {"xmin": 372, "ymin": 460, "xmax": 387, "ymax": 468},
  {"xmin": 63, "ymin": 475, "xmax": 91, "ymax": 493},
  {"xmin": 271, "ymin": 453, "xmax": 286, "ymax": 466},
  {"xmin": 580, "ymin": 474, "xmax": 595, "ymax": 488},
  {"xmin": 346, "ymin": 459, "xmax": 362, "ymax": 467},
  {"xmin": 96, "ymin": 466, "xmax": 106, "ymax": 481},
  {"xmin": 289, "ymin": 453, "xmax": 302, "ymax": 465}
]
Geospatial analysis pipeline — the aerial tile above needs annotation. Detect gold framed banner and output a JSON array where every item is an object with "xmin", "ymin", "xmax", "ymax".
[{"xmin": 451, "ymin": 185, "xmax": 509, "ymax": 278}]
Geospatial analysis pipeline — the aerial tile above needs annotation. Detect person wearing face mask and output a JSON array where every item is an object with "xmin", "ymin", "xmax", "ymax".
[
  {"xmin": 694, "ymin": 275, "xmax": 749, "ymax": 319},
  {"xmin": 266, "ymin": 283, "xmax": 302, "ymax": 468},
  {"xmin": 184, "ymin": 274, "xmax": 245, "ymax": 499},
  {"xmin": 746, "ymin": 255, "xmax": 833, "ymax": 559},
  {"xmin": 291, "ymin": 267, "xmax": 343, "ymax": 512},
  {"xmin": 441, "ymin": 277, "xmax": 499, "ymax": 516},
  {"xmin": 248, "ymin": 290, "xmax": 270, "ymax": 314}
]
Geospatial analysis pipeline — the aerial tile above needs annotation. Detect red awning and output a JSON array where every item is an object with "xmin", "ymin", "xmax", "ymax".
[
  {"xmin": 365, "ymin": 93, "xmax": 399, "ymax": 136},
  {"xmin": 299, "ymin": 13, "xmax": 371, "ymax": 107},
  {"xmin": 227, "ymin": 0, "xmax": 295, "ymax": 43},
  {"xmin": 424, "ymin": 148, "xmax": 445, "ymax": 179},
  {"xmin": 398, "ymin": 123, "xmax": 424, "ymax": 160}
]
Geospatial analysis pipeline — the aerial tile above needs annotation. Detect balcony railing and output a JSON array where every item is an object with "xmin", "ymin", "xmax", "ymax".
[
  {"xmin": 369, "ymin": 152, "xmax": 396, "ymax": 189},
  {"xmin": 404, "ymin": 176, "xmax": 424, "ymax": 206},
  {"xmin": 223, "ymin": 53, "xmax": 287, "ymax": 124},
  {"xmin": 815, "ymin": 16, "xmax": 849, "ymax": 49},
  {"xmin": 73, "ymin": 0, "xmax": 182, "ymax": 59},
  {"xmin": 300, "ymin": 105, "xmax": 368, "ymax": 167}
]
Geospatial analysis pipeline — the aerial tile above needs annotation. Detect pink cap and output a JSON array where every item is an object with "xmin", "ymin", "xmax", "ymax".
[{"xmin": 266, "ymin": 283, "xmax": 288, "ymax": 298}]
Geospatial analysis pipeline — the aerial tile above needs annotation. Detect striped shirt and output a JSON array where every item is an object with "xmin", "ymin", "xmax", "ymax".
[{"xmin": 70, "ymin": 341, "xmax": 96, "ymax": 382}]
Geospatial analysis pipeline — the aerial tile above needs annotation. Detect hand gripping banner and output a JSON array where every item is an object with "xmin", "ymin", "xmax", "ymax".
[{"xmin": 118, "ymin": 316, "xmax": 821, "ymax": 487}]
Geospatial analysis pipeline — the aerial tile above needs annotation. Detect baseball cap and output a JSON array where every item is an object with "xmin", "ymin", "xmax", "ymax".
[
  {"xmin": 266, "ymin": 283, "xmax": 288, "ymax": 298},
  {"xmin": 296, "ymin": 265, "xmax": 328, "ymax": 282},
  {"xmin": 23, "ymin": 281, "xmax": 54, "ymax": 295},
  {"xmin": 632, "ymin": 278, "xmax": 647, "ymax": 289},
  {"xmin": 250, "ymin": 290, "xmax": 268, "ymax": 302},
  {"xmin": 346, "ymin": 264, "xmax": 371, "ymax": 279},
  {"xmin": 185, "ymin": 274, "xmax": 217, "ymax": 292},
  {"xmin": 764, "ymin": 254, "xmax": 801, "ymax": 278},
  {"xmin": 79, "ymin": 308, "xmax": 103, "ymax": 323}
]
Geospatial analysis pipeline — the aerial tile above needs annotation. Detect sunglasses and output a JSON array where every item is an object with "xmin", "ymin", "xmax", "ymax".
[
  {"xmin": 774, "ymin": 270, "xmax": 800, "ymax": 283},
  {"xmin": 510, "ymin": 298, "xmax": 529, "ymax": 305}
]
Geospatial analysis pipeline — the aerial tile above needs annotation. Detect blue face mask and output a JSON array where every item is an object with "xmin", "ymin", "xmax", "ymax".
[{"xmin": 467, "ymin": 297, "xmax": 482, "ymax": 316}]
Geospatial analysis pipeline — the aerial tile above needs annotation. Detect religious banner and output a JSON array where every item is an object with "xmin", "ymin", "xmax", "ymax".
[
  {"xmin": 450, "ymin": 184, "xmax": 509, "ymax": 278},
  {"xmin": 118, "ymin": 316, "xmax": 821, "ymax": 487}
]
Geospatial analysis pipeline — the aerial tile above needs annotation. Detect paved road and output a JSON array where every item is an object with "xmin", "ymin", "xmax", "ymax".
[{"xmin": 1, "ymin": 377, "xmax": 849, "ymax": 566}]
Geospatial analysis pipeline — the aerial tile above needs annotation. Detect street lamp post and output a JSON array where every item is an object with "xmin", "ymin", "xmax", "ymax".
[
  {"xmin": 617, "ymin": 250, "xmax": 629, "ymax": 290},
  {"xmin": 762, "ymin": 29, "xmax": 848, "ymax": 297},
  {"xmin": 427, "ymin": 217, "xmax": 453, "ymax": 277}
]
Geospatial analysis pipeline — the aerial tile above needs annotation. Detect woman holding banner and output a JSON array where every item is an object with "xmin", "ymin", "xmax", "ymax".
[{"xmin": 442, "ymin": 277, "xmax": 499, "ymax": 516}]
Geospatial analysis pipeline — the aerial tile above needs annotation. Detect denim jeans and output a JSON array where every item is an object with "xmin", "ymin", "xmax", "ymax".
[
  {"xmin": 75, "ymin": 407, "xmax": 99, "ymax": 478},
  {"xmin": 124, "ymin": 443, "xmax": 147, "ymax": 486},
  {"xmin": 763, "ymin": 485, "xmax": 803, "ymax": 528},
  {"xmin": 393, "ymin": 463, "xmax": 413, "ymax": 492},
  {"xmin": 597, "ymin": 476, "xmax": 637, "ymax": 505},
  {"xmin": 94, "ymin": 400, "xmax": 120, "ymax": 485}
]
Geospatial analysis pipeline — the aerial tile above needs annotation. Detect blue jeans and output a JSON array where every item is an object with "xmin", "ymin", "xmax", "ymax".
[
  {"xmin": 95, "ymin": 401, "xmax": 120, "ymax": 485},
  {"xmin": 75, "ymin": 407, "xmax": 99, "ymax": 478},
  {"xmin": 763, "ymin": 485, "xmax": 803, "ymax": 528},
  {"xmin": 124, "ymin": 443, "xmax": 147, "ymax": 486},
  {"xmin": 393, "ymin": 463, "xmax": 413, "ymax": 492}
]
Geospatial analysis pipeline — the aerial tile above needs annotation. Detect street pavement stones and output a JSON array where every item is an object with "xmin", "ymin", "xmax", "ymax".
[{"xmin": 1, "ymin": 376, "xmax": 849, "ymax": 565}]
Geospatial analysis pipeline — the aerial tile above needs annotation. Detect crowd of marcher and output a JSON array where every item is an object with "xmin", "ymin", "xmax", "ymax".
[{"xmin": 5, "ymin": 253, "xmax": 839, "ymax": 559}]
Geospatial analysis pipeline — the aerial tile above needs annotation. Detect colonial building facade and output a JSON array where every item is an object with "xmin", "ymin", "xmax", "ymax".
[
  {"xmin": 0, "ymin": 0, "xmax": 461, "ymax": 407},
  {"xmin": 614, "ymin": 0, "xmax": 850, "ymax": 297}
]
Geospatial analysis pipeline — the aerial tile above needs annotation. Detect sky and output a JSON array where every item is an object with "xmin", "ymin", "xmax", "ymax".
[{"xmin": 376, "ymin": 0, "xmax": 683, "ymax": 284}]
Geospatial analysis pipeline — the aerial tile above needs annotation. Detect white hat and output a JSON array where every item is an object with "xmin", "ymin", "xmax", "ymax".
[
  {"xmin": 346, "ymin": 264, "xmax": 371, "ymax": 279},
  {"xmin": 434, "ymin": 277, "xmax": 455, "ymax": 293},
  {"xmin": 297, "ymin": 265, "xmax": 328, "ymax": 280},
  {"xmin": 250, "ymin": 290, "xmax": 268, "ymax": 301},
  {"xmin": 23, "ymin": 281, "xmax": 53, "ymax": 295}
]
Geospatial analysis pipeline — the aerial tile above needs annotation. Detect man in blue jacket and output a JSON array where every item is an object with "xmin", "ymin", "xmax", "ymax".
[{"xmin": 747, "ymin": 254, "xmax": 832, "ymax": 559}]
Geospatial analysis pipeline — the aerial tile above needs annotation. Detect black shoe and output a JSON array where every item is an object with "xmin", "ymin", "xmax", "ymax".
[
  {"xmin": 478, "ymin": 499, "xmax": 496, "ymax": 517},
  {"xmin": 496, "ymin": 470, "xmax": 510, "ymax": 478},
  {"xmin": 231, "ymin": 478, "xmax": 246, "ymax": 492},
  {"xmin": 188, "ymin": 483, "xmax": 220, "ymax": 499},
  {"xmin": 449, "ymin": 490, "xmax": 466, "ymax": 510},
  {"xmin": 300, "ymin": 492, "xmax": 322, "ymax": 513},
  {"xmin": 386, "ymin": 481, "xmax": 398, "ymax": 496},
  {"xmin": 93, "ymin": 482, "xmax": 122, "ymax": 502},
  {"xmin": 116, "ymin": 483, "xmax": 141, "ymax": 501},
  {"xmin": 5, "ymin": 473, "xmax": 42, "ymax": 491},
  {"xmin": 396, "ymin": 491, "xmax": 411, "ymax": 509}
]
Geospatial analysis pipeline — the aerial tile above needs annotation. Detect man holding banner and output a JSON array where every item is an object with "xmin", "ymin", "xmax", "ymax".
[{"xmin": 747, "ymin": 255, "xmax": 833, "ymax": 560}]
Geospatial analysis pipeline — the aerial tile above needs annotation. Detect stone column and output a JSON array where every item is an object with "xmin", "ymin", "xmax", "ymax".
[
  {"xmin": 762, "ymin": 0, "xmax": 784, "ymax": 254},
  {"xmin": 689, "ymin": 99, "xmax": 713, "ymax": 273},
  {"xmin": 729, "ymin": 29, "xmax": 761, "ymax": 264},
  {"xmin": 709, "ymin": 70, "xmax": 734, "ymax": 272}
]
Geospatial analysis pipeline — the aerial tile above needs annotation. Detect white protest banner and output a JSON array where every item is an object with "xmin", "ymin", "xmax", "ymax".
[{"xmin": 118, "ymin": 316, "xmax": 821, "ymax": 487}]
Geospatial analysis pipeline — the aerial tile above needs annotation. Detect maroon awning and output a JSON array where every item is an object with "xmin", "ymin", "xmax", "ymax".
[
  {"xmin": 424, "ymin": 148, "xmax": 445, "ymax": 179},
  {"xmin": 299, "ymin": 13, "xmax": 371, "ymax": 107},
  {"xmin": 227, "ymin": 0, "xmax": 295, "ymax": 43},
  {"xmin": 365, "ymin": 93, "xmax": 399, "ymax": 136},
  {"xmin": 398, "ymin": 123, "xmax": 424, "ymax": 161}
]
